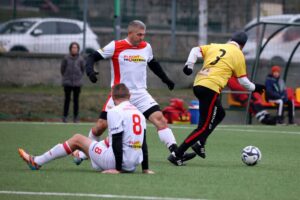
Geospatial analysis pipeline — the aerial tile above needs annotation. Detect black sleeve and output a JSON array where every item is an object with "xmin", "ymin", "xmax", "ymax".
[
  {"xmin": 85, "ymin": 50, "xmax": 104, "ymax": 76},
  {"xmin": 112, "ymin": 132, "xmax": 123, "ymax": 171},
  {"xmin": 147, "ymin": 58, "xmax": 171, "ymax": 83},
  {"xmin": 141, "ymin": 129, "xmax": 149, "ymax": 170}
]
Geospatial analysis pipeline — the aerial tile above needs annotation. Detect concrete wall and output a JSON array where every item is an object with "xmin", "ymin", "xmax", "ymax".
[
  {"xmin": 0, "ymin": 52, "xmax": 194, "ymax": 88},
  {"xmin": 1, "ymin": 53, "xmax": 299, "ymax": 89}
]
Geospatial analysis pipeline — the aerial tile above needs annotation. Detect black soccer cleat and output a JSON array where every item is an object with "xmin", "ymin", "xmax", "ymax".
[
  {"xmin": 167, "ymin": 152, "xmax": 184, "ymax": 166},
  {"xmin": 192, "ymin": 141, "xmax": 206, "ymax": 159},
  {"xmin": 182, "ymin": 152, "xmax": 197, "ymax": 162}
]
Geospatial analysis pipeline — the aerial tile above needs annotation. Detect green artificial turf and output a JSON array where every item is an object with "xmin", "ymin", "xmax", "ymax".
[{"xmin": 0, "ymin": 122, "xmax": 299, "ymax": 200}]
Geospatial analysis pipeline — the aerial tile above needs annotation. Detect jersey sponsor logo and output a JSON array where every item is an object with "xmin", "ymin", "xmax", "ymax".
[
  {"xmin": 198, "ymin": 68, "xmax": 210, "ymax": 76},
  {"xmin": 124, "ymin": 55, "xmax": 146, "ymax": 63},
  {"xmin": 128, "ymin": 141, "xmax": 142, "ymax": 149},
  {"xmin": 110, "ymin": 127, "xmax": 120, "ymax": 132}
]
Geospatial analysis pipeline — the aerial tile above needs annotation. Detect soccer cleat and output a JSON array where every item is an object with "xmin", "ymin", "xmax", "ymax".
[
  {"xmin": 18, "ymin": 148, "xmax": 41, "ymax": 170},
  {"xmin": 167, "ymin": 152, "xmax": 184, "ymax": 166},
  {"xmin": 192, "ymin": 141, "xmax": 206, "ymax": 159},
  {"xmin": 72, "ymin": 150, "xmax": 84, "ymax": 165},
  {"xmin": 182, "ymin": 152, "xmax": 197, "ymax": 162}
]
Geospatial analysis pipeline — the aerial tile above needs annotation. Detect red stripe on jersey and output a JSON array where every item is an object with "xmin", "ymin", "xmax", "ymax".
[
  {"xmin": 63, "ymin": 142, "xmax": 72, "ymax": 154},
  {"xmin": 104, "ymin": 137, "xmax": 109, "ymax": 147},
  {"xmin": 112, "ymin": 40, "xmax": 148, "ymax": 86},
  {"xmin": 185, "ymin": 93, "xmax": 218, "ymax": 144},
  {"xmin": 102, "ymin": 94, "xmax": 112, "ymax": 111},
  {"xmin": 200, "ymin": 47, "xmax": 204, "ymax": 58},
  {"xmin": 236, "ymin": 74, "xmax": 247, "ymax": 78}
]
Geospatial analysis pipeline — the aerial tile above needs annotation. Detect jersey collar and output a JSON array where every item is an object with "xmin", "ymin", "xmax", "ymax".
[{"xmin": 228, "ymin": 41, "xmax": 240, "ymax": 49}]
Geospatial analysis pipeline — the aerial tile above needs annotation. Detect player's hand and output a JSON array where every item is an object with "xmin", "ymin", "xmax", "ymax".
[
  {"xmin": 142, "ymin": 169, "xmax": 155, "ymax": 174},
  {"xmin": 163, "ymin": 78, "xmax": 175, "ymax": 90},
  {"xmin": 88, "ymin": 71, "xmax": 99, "ymax": 83},
  {"xmin": 254, "ymin": 84, "xmax": 265, "ymax": 94},
  {"xmin": 101, "ymin": 169, "xmax": 121, "ymax": 174},
  {"xmin": 183, "ymin": 65, "xmax": 193, "ymax": 76}
]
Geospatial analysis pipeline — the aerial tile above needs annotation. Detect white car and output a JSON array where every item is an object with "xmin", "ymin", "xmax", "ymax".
[
  {"xmin": 243, "ymin": 14, "xmax": 300, "ymax": 65},
  {"xmin": 0, "ymin": 17, "xmax": 100, "ymax": 54}
]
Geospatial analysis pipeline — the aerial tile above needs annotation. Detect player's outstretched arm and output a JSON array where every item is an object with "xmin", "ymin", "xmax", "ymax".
[
  {"xmin": 183, "ymin": 47, "xmax": 202, "ymax": 76},
  {"xmin": 148, "ymin": 58, "xmax": 175, "ymax": 90},
  {"xmin": 85, "ymin": 51, "xmax": 104, "ymax": 83},
  {"xmin": 237, "ymin": 76, "xmax": 265, "ymax": 94}
]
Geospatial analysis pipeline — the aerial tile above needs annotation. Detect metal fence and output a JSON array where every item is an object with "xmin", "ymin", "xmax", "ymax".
[{"xmin": 0, "ymin": 0, "xmax": 299, "ymax": 57}]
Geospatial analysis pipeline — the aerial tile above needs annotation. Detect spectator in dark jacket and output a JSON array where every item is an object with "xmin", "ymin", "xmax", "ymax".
[
  {"xmin": 61, "ymin": 42, "xmax": 85, "ymax": 123},
  {"xmin": 265, "ymin": 65, "xmax": 295, "ymax": 124}
]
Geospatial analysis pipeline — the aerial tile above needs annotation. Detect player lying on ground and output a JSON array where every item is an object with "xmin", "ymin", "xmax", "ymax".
[{"xmin": 19, "ymin": 83, "xmax": 154, "ymax": 174}]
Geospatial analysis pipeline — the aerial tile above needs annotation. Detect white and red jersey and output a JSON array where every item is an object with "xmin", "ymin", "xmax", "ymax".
[
  {"xmin": 107, "ymin": 100, "xmax": 146, "ymax": 171},
  {"xmin": 97, "ymin": 39, "xmax": 153, "ymax": 90}
]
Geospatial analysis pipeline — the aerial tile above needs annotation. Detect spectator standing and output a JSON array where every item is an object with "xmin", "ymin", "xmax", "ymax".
[{"xmin": 61, "ymin": 42, "xmax": 85, "ymax": 123}]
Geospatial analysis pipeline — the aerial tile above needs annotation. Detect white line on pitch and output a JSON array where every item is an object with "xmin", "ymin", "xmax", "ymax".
[
  {"xmin": 0, "ymin": 191, "xmax": 206, "ymax": 200},
  {"xmin": 0, "ymin": 121, "xmax": 299, "ymax": 135},
  {"xmin": 167, "ymin": 125, "xmax": 300, "ymax": 135}
]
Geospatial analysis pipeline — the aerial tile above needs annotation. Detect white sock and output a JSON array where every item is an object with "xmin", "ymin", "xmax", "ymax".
[
  {"xmin": 78, "ymin": 151, "xmax": 88, "ymax": 160},
  {"xmin": 34, "ymin": 142, "xmax": 72, "ymax": 166},
  {"xmin": 158, "ymin": 127, "xmax": 177, "ymax": 148},
  {"xmin": 88, "ymin": 128, "xmax": 100, "ymax": 141}
]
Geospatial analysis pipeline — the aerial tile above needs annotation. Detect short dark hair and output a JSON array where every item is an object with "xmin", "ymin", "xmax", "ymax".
[
  {"xmin": 128, "ymin": 20, "xmax": 146, "ymax": 32},
  {"xmin": 69, "ymin": 42, "xmax": 80, "ymax": 52},
  {"xmin": 112, "ymin": 83, "xmax": 130, "ymax": 100},
  {"xmin": 230, "ymin": 31, "xmax": 248, "ymax": 46}
]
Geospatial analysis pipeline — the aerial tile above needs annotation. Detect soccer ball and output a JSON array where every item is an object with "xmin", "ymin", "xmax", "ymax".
[{"xmin": 241, "ymin": 146, "xmax": 262, "ymax": 166}]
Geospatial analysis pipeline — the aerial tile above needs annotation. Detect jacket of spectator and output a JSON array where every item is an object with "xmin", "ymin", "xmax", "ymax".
[
  {"xmin": 61, "ymin": 54, "xmax": 85, "ymax": 87},
  {"xmin": 265, "ymin": 74, "xmax": 288, "ymax": 102}
]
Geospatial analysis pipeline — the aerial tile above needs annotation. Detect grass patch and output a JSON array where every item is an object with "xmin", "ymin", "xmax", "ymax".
[
  {"xmin": 0, "ymin": 85, "xmax": 194, "ymax": 121},
  {"xmin": 0, "ymin": 122, "xmax": 299, "ymax": 200}
]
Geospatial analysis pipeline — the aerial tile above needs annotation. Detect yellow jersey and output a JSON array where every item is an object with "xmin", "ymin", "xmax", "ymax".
[{"xmin": 194, "ymin": 42, "xmax": 247, "ymax": 93}]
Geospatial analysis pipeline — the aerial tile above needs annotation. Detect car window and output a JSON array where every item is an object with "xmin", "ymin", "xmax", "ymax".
[
  {"xmin": 57, "ymin": 22, "xmax": 81, "ymax": 34},
  {"xmin": 35, "ymin": 22, "xmax": 57, "ymax": 35},
  {"xmin": 0, "ymin": 21, "xmax": 35, "ymax": 34}
]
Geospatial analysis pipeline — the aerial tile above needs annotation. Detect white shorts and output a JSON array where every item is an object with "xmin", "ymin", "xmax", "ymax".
[
  {"xmin": 89, "ymin": 140, "xmax": 115, "ymax": 171},
  {"xmin": 89, "ymin": 140, "xmax": 140, "ymax": 172},
  {"xmin": 102, "ymin": 88, "xmax": 158, "ymax": 114}
]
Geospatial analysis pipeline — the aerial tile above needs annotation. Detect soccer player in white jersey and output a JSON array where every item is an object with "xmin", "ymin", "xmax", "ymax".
[
  {"xmin": 78, "ymin": 20, "xmax": 195, "ymax": 164},
  {"xmin": 18, "ymin": 83, "xmax": 153, "ymax": 174}
]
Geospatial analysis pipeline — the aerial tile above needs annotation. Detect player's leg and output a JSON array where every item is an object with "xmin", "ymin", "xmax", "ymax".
[
  {"xmin": 130, "ymin": 90, "xmax": 175, "ymax": 151},
  {"xmin": 272, "ymin": 99, "xmax": 285, "ymax": 124},
  {"xmin": 18, "ymin": 134, "xmax": 92, "ymax": 170},
  {"xmin": 63, "ymin": 86, "xmax": 72, "ymax": 122},
  {"xmin": 191, "ymin": 98, "xmax": 225, "ymax": 158},
  {"xmin": 168, "ymin": 86, "xmax": 218, "ymax": 165},
  {"xmin": 73, "ymin": 86, "xmax": 81, "ymax": 123},
  {"xmin": 129, "ymin": 89, "xmax": 196, "ymax": 164}
]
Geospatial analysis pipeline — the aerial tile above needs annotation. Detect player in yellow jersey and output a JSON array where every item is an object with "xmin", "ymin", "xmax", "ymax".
[{"xmin": 168, "ymin": 31, "xmax": 266, "ymax": 166}]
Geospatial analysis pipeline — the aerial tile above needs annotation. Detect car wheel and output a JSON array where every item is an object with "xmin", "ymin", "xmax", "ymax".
[{"xmin": 10, "ymin": 46, "xmax": 29, "ymax": 52}]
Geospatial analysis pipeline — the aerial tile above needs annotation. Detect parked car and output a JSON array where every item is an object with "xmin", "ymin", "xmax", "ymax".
[
  {"xmin": 243, "ymin": 14, "xmax": 300, "ymax": 65},
  {"xmin": 0, "ymin": 17, "xmax": 100, "ymax": 54}
]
